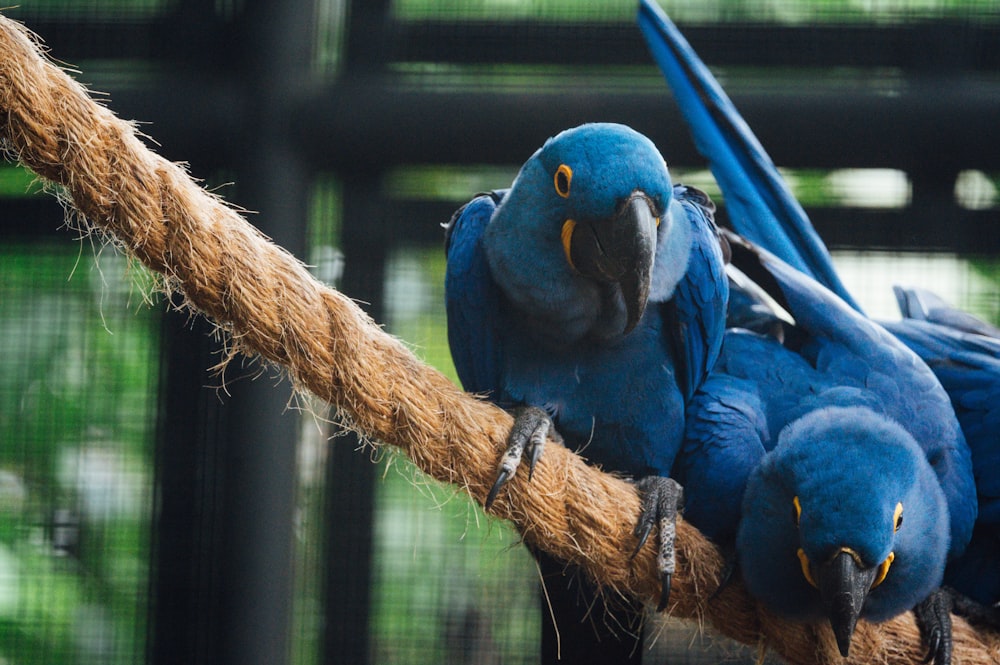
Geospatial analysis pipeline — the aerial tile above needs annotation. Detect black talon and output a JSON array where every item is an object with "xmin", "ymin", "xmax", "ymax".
[
  {"xmin": 658, "ymin": 572, "xmax": 672, "ymax": 612},
  {"xmin": 485, "ymin": 468, "xmax": 511, "ymax": 510},
  {"xmin": 527, "ymin": 436, "xmax": 545, "ymax": 481},
  {"xmin": 631, "ymin": 511, "xmax": 655, "ymax": 558}
]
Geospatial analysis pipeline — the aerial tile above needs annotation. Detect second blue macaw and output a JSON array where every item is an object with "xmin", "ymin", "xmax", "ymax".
[
  {"xmin": 677, "ymin": 236, "xmax": 975, "ymax": 663},
  {"xmin": 637, "ymin": 2, "xmax": 982, "ymax": 661},
  {"xmin": 445, "ymin": 122, "xmax": 729, "ymax": 662}
]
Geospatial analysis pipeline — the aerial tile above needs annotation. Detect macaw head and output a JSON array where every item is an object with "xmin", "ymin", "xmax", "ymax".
[
  {"xmin": 737, "ymin": 406, "xmax": 949, "ymax": 658},
  {"xmin": 484, "ymin": 123, "xmax": 690, "ymax": 345}
]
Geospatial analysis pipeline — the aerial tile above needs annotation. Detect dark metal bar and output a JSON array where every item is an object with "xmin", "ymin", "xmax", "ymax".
[
  {"xmin": 0, "ymin": 196, "xmax": 68, "ymax": 238},
  {"xmin": 8, "ymin": 15, "xmax": 999, "ymax": 71},
  {"xmin": 320, "ymin": 174, "xmax": 388, "ymax": 665},
  {"xmin": 291, "ymin": 77, "xmax": 1000, "ymax": 172},
  {"xmin": 389, "ymin": 20, "xmax": 1000, "ymax": 70},
  {"xmin": 149, "ymin": 308, "xmax": 227, "ymax": 665},
  {"xmin": 317, "ymin": 4, "xmax": 393, "ymax": 661},
  {"xmin": 148, "ymin": 0, "xmax": 315, "ymax": 664},
  {"xmin": 382, "ymin": 199, "xmax": 1000, "ymax": 255}
]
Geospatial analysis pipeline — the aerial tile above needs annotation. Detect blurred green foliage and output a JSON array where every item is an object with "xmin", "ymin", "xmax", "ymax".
[{"xmin": 0, "ymin": 243, "xmax": 158, "ymax": 664}]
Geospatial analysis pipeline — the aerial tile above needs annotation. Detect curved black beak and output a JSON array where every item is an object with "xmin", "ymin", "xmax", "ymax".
[
  {"xmin": 565, "ymin": 194, "xmax": 657, "ymax": 333},
  {"xmin": 817, "ymin": 550, "xmax": 878, "ymax": 657}
]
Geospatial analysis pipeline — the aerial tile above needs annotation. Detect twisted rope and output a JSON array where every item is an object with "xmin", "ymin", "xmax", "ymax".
[{"xmin": 1, "ymin": 15, "xmax": 997, "ymax": 664}]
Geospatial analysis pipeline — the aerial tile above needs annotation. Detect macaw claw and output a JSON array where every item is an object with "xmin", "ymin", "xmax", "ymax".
[
  {"xmin": 914, "ymin": 588, "xmax": 954, "ymax": 665},
  {"xmin": 485, "ymin": 406, "xmax": 561, "ymax": 510},
  {"xmin": 631, "ymin": 475, "xmax": 684, "ymax": 611}
]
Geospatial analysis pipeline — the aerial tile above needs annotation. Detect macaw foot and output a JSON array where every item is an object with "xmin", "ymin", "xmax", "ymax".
[
  {"xmin": 631, "ymin": 475, "xmax": 684, "ymax": 611},
  {"xmin": 914, "ymin": 588, "xmax": 953, "ymax": 665},
  {"xmin": 485, "ymin": 406, "xmax": 562, "ymax": 510}
]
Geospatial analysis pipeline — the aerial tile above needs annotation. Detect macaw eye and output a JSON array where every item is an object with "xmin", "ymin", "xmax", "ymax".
[
  {"xmin": 893, "ymin": 502, "xmax": 903, "ymax": 532},
  {"xmin": 793, "ymin": 495, "xmax": 802, "ymax": 528},
  {"xmin": 554, "ymin": 164, "xmax": 573, "ymax": 198}
]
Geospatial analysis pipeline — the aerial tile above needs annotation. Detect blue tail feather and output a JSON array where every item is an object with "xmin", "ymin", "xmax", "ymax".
[{"xmin": 637, "ymin": 0, "xmax": 862, "ymax": 314}]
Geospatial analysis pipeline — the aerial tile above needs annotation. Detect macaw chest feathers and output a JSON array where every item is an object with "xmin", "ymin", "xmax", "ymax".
[{"xmin": 498, "ymin": 272, "xmax": 636, "ymax": 348}]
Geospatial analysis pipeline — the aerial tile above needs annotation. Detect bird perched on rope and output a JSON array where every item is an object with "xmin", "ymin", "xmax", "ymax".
[
  {"xmin": 637, "ymin": 3, "xmax": 981, "ymax": 661},
  {"xmin": 444, "ymin": 122, "xmax": 728, "ymax": 662},
  {"xmin": 677, "ymin": 235, "xmax": 975, "ymax": 663}
]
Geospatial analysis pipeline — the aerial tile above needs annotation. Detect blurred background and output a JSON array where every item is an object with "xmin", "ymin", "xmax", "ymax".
[{"xmin": 0, "ymin": 1, "xmax": 998, "ymax": 663}]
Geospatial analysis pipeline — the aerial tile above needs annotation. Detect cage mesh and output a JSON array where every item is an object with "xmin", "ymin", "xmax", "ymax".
[
  {"xmin": 1, "ymin": 1, "xmax": 999, "ymax": 664},
  {"xmin": 0, "ymin": 241, "xmax": 158, "ymax": 664}
]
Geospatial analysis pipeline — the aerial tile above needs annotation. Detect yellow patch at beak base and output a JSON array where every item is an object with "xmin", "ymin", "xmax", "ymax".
[
  {"xmin": 797, "ymin": 548, "xmax": 818, "ymax": 588},
  {"xmin": 872, "ymin": 552, "xmax": 894, "ymax": 589},
  {"xmin": 561, "ymin": 219, "xmax": 577, "ymax": 271}
]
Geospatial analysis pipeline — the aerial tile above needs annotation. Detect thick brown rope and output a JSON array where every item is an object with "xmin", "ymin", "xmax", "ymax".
[{"xmin": 1, "ymin": 15, "xmax": 998, "ymax": 664}]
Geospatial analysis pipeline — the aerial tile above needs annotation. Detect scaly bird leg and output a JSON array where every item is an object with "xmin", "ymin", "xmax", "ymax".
[
  {"xmin": 914, "ymin": 588, "xmax": 954, "ymax": 665},
  {"xmin": 632, "ymin": 476, "xmax": 684, "ymax": 611},
  {"xmin": 915, "ymin": 586, "xmax": 1000, "ymax": 665},
  {"xmin": 485, "ymin": 406, "xmax": 561, "ymax": 510}
]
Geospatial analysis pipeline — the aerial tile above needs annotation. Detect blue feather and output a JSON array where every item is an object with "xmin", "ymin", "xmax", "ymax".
[
  {"xmin": 445, "ymin": 123, "xmax": 727, "ymax": 476},
  {"xmin": 637, "ymin": 0, "xmax": 862, "ymax": 313},
  {"xmin": 444, "ymin": 122, "xmax": 729, "ymax": 659},
  {"xmin": 678, "ymin": 242, "xmax": 970, "ymax": 641},
  {"xmin": 882, "ymin": 292, "xmax": 1000, "ymax": 605},
  {"xmin": 638, "ymin": 0, "xmax": 988, "ymax": 623}
]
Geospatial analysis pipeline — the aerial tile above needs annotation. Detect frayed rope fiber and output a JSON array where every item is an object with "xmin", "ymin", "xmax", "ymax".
[{"xmin": 1, "ymin": 14, "xmax": 998, "ymax": 664}]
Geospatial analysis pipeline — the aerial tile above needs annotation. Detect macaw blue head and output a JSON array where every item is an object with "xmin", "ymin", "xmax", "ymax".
[
  {"xmin": 484, "ymin": 123, "xmax": 690, "ymax": 345},
  {"xmin": 737, "ymin": 406, "xmax": 949, "ymax": 658}
]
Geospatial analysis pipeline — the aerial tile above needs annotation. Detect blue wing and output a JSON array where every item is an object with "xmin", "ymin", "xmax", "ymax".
[
  {"xmin": 726, "ymin": 237, "xmax": 977, "ymax": 557},
  {"xmin": 680, "ymin": 357, "xmax": 771, "ymax": 543},
  {"xmin": 884, "ymin": 316, "xmax": 1000, "ymax": 521},
  {"xmin": 669, "ymin": 184, "xmax": 729, "ymax": 402},
  {"xmin": 883, "ymin": 290, "xmax": 1000, "ymax": 603},
  {"xmin": 638, "ymin": 0, "xmax": 978, "ymax": 558},
  {"xmin": 637, "ymin": 0, "xmax": 861, "ymax": 313},
  {"xmin": 444, "ymin": 191, "xmax": 507, "ymax": 397}
]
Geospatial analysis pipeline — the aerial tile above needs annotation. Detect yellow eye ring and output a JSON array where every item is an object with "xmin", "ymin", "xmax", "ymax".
[
  {"xmin": 554, "ymin": 164, "xmax": 573, "ymax": 198},
  {"xmin": 793, "ymin": 496, "xmax": 802, "ymax": 526},
  {"xmin": 893, "ymin": 502, "xmax": 903, "ymax": 532}
]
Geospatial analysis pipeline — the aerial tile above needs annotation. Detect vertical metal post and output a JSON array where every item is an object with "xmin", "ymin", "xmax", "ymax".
[
  {"xmin": 321, "ymin": 175, "xmax": 387, "ymax": 665},
  {"xmin": 150, "ymin": 309, "xmax": 227, "ymax": 665},
  {"xmin": 319, "ymin": 2, "xmax": 393, "ymax": 663},
  {"xmin": 150, "ymin": 0, "xmax": 316, "ymax": 663}
]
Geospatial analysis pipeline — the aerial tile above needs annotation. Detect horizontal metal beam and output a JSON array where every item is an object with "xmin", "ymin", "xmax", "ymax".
[
  {"xmin": 382, "ymin": 199, "xmax": 998, "ymax": 255},
  {"xmin": 390, "ymin": 20, "xmax": 1000, "ymax": 70},
  {"xmin": 807, "ymin": 207, "xmax": 999, "ymax": 253},
  {"xmin": 9, "ymin": 15, "xmax": 1000, "ymax": 71},
  {"xmin": 292, "ymin": 77, "xmax": 1000, "ymax": 172}
]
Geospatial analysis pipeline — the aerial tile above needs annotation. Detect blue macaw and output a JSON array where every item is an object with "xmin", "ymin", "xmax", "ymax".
[
  {"xmin": 883, "ymin": 288, "xmax": 1000, "ymax": 610},
  {"xmin": 637, "ymin": 1, "xmax": 983, "ymax": 661},
  {"xmin": 677, "ymin": 235, "xmax": 975, "ymax": 662},
  {"xmin": 444, "ymin": 122, "xmax": 729, "ymax": 661}
]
